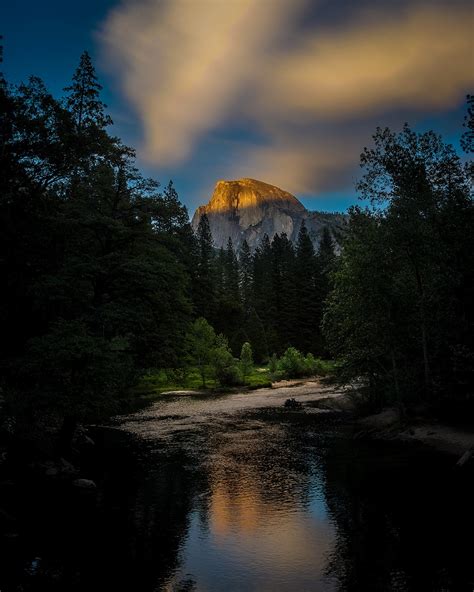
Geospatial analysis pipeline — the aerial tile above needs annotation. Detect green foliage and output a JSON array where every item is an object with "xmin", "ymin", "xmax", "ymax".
[
  {"xmin": 185, "ymin": 318, "xmax": 242, "ymax": 387},
  {"xmin": 185, "ymin": 318, "xmax": 217, "ymax": 387},
  {"xmin": 0, "ymin": 56, "xmax": 192, "ymax": 427},
  {"xmin": 264, "ymin": 348, "xmax": 332, "ymax": 381},
  {"xmin": 239, "ymin": 342, "xmax": 253, "ymax": 382},
  {"xmin": 278, "ymin": 347, "xmax": 308, "ymax": 378},
  {"xmin": 194, "ymin": 214, "xmax": 216, "ymax": 321},
  {"xmin": 324, "ymin": 125, "xmax": 473, "ymax": 408},
  {"xmin": 210, "ymin": 334, "xmax": 242, "ymax": 387},
  {"xmin": 137, "ymin": 365, "xmax": 271, "ymax": 395}
]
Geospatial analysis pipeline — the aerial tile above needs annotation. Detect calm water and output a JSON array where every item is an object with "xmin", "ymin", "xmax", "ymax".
[{"xmin": 1, "ymin": 384, "xmax": 473, "ymax": 591}]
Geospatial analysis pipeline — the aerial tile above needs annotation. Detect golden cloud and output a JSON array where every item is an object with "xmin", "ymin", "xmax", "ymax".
[
  {"xmin": 100, "ymin": 0, "xmax": 304, "ymax": 165},
  {"xmin": 100, "ymin": 0, "xmax": 474, "ymax": 194},
  {"xmin": 260, "ymin": 3, "xmax": 474, "ymax": 120}
]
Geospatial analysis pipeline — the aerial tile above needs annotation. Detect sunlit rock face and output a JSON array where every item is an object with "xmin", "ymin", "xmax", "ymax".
[{"xmin": 191, "ymin": 178, "xmax": 346, "ymax": 250}]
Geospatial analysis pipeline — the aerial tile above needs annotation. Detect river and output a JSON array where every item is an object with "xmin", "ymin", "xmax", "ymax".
[{"xmin": 1, "ymin": 381, "xmax": 473, "ymax": 591}]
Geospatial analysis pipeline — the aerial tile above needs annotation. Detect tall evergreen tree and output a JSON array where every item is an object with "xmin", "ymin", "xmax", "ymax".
[
  {"xmin": 317, "ymin": 226, "xmax": 337, "ymax": 354},
  {"xmin": 194, "ymin": 213, "xmax": 216, "ymax": 321},
  {"xmin": 293, "ymin": 221, "xmax": 323, "ymax": 353},
  {"xmin": 461, "ymin": 94, "xmax": 474, "ymax": 153},
  {"xmin": 64, "ymin": 51, "xmax": 112, "ymax": 132},
  {"xmin": 239, "ymin": 239, "xmax": 253, "ymax": 311},
  {"xmin": 214, "ymin": 238, "xmax": 244, "ymax": 353},
  {"xmin": 224, "ymin": 237, "xmax": 240, "ymax": 303},
  {"xmin": 270, "ymin": 233, "xmax": 296, "ymax": 352}
]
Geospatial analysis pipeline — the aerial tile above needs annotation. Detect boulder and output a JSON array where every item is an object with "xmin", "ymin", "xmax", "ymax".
[{"xmin": 73, "ymin": 478, "xmax": 97, "ymax": 489}]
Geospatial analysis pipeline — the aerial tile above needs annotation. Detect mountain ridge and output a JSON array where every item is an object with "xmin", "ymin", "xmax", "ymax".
[{"xmin": 191, "ymin": 178, "xmax": 347, "ymax": 250}]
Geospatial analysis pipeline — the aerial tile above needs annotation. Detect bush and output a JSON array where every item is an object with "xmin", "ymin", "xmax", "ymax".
[
  {"xmin": 211, "ymin": 335, "xmax": 242, "ymax": 386},
  {"xmin": 216, "ymin": 364, "xmax": 242, "ymax": 386},
  {"xmin": 239, "ymin": 342, "xmax": 253, "ymax": 383},
  {"xmin": 304, "ymin": 353, "xmax": 318, "ymax": 375},
  {"xmin": 278, "ymin": 347, "xmax": 308, "ymax": 378}
]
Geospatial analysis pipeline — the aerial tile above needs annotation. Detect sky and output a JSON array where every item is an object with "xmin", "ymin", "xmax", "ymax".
[{"xmin": 3, "ymin": 0, "xmax": 473, "ymax": 215}]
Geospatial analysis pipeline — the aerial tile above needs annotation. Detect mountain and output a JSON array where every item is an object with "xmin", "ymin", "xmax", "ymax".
[{"xmin": 191, "ymin": 178, "xmax": 347, "ymax": 250}]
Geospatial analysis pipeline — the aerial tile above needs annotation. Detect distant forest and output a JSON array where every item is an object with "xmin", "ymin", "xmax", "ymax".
[{"xmin": 1, "ymin": 53, "xmax": 473, "ymax": 439}]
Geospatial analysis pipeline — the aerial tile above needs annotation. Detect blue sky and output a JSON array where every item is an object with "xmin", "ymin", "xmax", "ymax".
[{"xmin": 3, "ymin": 0, "xmax": 473, "ymax": 215}]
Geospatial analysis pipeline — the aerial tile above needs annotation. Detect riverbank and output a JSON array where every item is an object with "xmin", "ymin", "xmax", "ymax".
[
  {"xmin": 355, "ymin": 406, "xmax": 474, "ymax": 459},
  {"xmin": 305, "ymin": 388, "xmax": 474, "ymax": 461},
  {"xmin": 129, "ymin": 375, "xmax": 474, "ymax": 463}
]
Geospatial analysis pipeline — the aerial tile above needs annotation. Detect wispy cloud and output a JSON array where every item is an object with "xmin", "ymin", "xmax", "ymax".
[
  {"xmin": 258, "ymin": 4, "xmax": 474, "ymax": 120},
  {"xmin": 100, "ymin": 0, "xmax": 474, "ymax": 198},
  {"xmin": 101, "ymin": 0, "xmax": 304, "ymax": 165}
]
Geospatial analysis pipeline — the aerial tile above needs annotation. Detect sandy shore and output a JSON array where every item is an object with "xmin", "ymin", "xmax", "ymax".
[{"xmin": 159, "ymin": 380, "xmax": 474, "ymax": 459}]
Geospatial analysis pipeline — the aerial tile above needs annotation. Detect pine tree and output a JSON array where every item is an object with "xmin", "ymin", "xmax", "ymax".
[
  {"xmin": 213, "ymin": 238, "xmax": 244, "ymax": 353},
  {"xmin": 159, "ymin": 180, "xmax": 190, "ymax": 233},
  {"xmin": 194, "ymin": 214, "xmax": 216, "ymax": 321},
  {"xmin": 294, "ymin": 221, "xmax": 322, "ymax": 353},
  {"xmin": 316, "ymin": 226, "xmax": 337, "ymax": 355},
  {"xmin": 239, "ymin": 239, "xmax": 253, "ymax": 311},
  {"xmin": 271, "ymin": 233, "xmax": 296, "ymax": 352},
  {"xmin": 461, "ymin": 94, "xmax": 474, "ymax": 153},
  {"xmin": 64, "ymin": 51, "xmax": 112, "ymax": 132},
  {"xmin": 224, "ymin": 237, "xmax": 240, "ymax": 303}
]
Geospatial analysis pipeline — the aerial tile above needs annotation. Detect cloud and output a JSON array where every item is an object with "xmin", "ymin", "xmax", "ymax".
[
  {"xmin": 100, "ymin": 0, "xmax": 474, "ymax": 198},
  {"xmin": 259, "ymin": 3, "xmax": 474, "ymax": 121},
  {"xmin": 100, "ymin": 0, "xmax": 304, "ymax": 165},
  {"xmin": 231, "ymin": 133, "xmax": 362, "ymax": 195}
]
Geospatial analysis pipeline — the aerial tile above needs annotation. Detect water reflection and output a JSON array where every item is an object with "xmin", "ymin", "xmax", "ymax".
[
  {"xmin": 159, "ymin": 420, "xmax": 338, "ymax": 591},
  {"xmin": 120, "ymin": 392, "xmax": 473, "ymax": 592},
  {"xmin": 2, "ymin": 387, "xmax": 473, "ymax": 591}
]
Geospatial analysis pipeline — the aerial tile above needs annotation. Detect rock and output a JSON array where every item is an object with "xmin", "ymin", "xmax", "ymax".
[
  {"xmin": 191, "ymin": 178, "xmax": 346, "ymax": 251},
  {"xmin": 59, "ymin": 457, "xmax": 78, "ymax": 476},
  {"xmin": 32, "ymin": 458, "xmax": 79, "ymax": 479},
  {"xmin": 73, "ymin": 426, "xmax": 95, "ymax": 448},
  {"xmin": 284, "ymin": 398, "xmax": 303, "ymax": 410},
  {"xmin": 73, "ymin": 478, "xmax": 97, "ymax": 489},
  {"xmin": 33, "ymin": 460, "xmax": 58, "ymax": 477},
  {"xmin": 359, "ymin": 407, "xmax": 401, "ymax": 429}
]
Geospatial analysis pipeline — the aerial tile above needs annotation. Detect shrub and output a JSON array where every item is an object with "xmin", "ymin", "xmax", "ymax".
[
  {"xmin": 304, "ymin": 353, "xmax": 318, "ymax": 375},
  {"xmin": 278, "ymin": 347, "xmax": 308, "ymax": 378},
  {"xmin": 211, "ymin": 334, "xmax": 242, "ymax": 386},
  {"xmin": 239, "ymin": 342, "xmax": 253, "ymax": 383}
]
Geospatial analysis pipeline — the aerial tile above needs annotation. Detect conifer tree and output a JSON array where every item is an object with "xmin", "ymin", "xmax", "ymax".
[
  {"xmin": 461, "ymin": 94, "xmax": 474, "ymax": 153},
  {"xmin": 271, "ymin": 233, "xmax": 296, "ymax": 351},
  {"xmin": 64, "ymin": 51, "xmax": 112, "ymax": 132},
  {"xmin": 214, "ymin": 238, "xmax": 244, "ymax": 353},
  {"xmin": 224, "ymin": 237, "xmax": 240, "ymax": 303},
  {"xmin": 294, "ymin": 221, "xmax": 322, "ymax": 353},
  {"xmin": 158, "ymin": 180, "xmax": 190, "ymax": 233},
  {"xmin": 239, "ymin": 239, "xmax": 253, "ymax": 311},
  {"xmin": 194, "ymin": 214, "xmax": 216, "ymax": 321},
  {"xmin": 317, "ymin": 226, "xmax": 337, "ymax": 336}
]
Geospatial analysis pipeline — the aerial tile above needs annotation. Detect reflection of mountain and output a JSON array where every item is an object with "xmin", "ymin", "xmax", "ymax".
[
  {"xmin": 166, "ymin": 420, "xmax": 338, "ymax": 590},
  {"xmin": 191, "ymin": 178, "xmax": 347, "ymax": 250}
]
